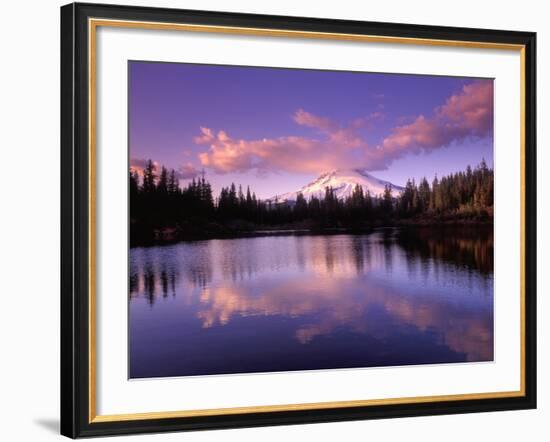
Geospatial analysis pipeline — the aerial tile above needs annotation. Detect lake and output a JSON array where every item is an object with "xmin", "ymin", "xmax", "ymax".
[{"xmin": 129, "ymin": 227, "xmax": 493, "ymax": 378}]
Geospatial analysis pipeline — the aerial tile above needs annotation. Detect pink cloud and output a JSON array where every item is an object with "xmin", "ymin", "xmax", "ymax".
[
  {"xmin": 178, "ymin": 162, "xmax": 200, "ymax": 180},
  {"xmin": 130, "ymin": 158, "xmax": 160, "ymax": 176},
  {"xmin": 293, "ymin": 109, "xmax": 337, "ymax": 132},
  {"xmin": 195, "ymin": 81, "xmax": 493, "ymax": 174},
  {"xmin": 196, "ymin": 110, "xmax": 369, "ymax": 174},
  {"xmin": 379, "ymin": 81, "xmax": 493, "ymax": 160}
]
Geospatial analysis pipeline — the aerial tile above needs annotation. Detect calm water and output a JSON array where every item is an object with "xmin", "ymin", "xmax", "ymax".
[{"xmin": 129, "ymin": 227, "xmax": 493, "ymax": 378}]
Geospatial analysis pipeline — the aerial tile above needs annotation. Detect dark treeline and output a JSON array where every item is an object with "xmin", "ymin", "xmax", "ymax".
[{"xmin": 130, "ymin": 159, "xmax": 493, "ymax": 244}]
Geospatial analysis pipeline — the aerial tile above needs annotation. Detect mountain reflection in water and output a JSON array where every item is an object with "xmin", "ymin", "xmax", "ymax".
[{"xmin": 129, "ymin": 227, "xmax": 493, "ymax": 378}]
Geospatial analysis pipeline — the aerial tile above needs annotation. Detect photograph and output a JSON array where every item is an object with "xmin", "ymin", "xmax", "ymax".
[
  {"xmin": 55, "ymin": 1, "xmax": 537, "ymax": 438},
  {"xmin": 128, "ymin": 62, "xmax": 495, "ymax": 379}
]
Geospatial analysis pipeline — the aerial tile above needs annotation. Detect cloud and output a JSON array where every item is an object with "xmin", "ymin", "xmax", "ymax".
[
  {"xmin": 379, "ymin": 81, "xmax": 493, "ymax": 162},
  {"xmin": 130, "ymin": 158, "xmax": 160, "ymax": 175},
  {"xmin": 195, "ymin": 80, "xmax": 493, "ymax": 174},
  {"xmin": 293, "ymin": 109, "xmax": 337, "ymax": 132},
  {"xmin": 178, "ymin": 162, "xmax": 200, "ymax": 180},
  {"xmin": 195, "ymin": 110, "xmax": 372, "ymax": 174}
]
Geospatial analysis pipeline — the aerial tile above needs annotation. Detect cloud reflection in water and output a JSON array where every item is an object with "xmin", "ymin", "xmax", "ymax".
[{"xmin": 129, "ymin": 228, "xmax": 493, "ymax": 378}]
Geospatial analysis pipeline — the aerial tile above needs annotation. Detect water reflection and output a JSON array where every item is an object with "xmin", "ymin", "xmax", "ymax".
[
  {"xmin": 129, "ymin": 228, "xmax": 493, "ymax": 378},
  {"xmin": 397, "ymin": 226, "xmax": 493, "ymax": 274}
]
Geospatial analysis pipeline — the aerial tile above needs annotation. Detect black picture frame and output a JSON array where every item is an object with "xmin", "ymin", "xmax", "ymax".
[{"xmin": 61, "ymin": 2, "xmax": 536, "ymax": 438}]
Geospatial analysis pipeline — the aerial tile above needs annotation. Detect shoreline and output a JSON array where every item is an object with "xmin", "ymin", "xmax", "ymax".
[{"xmin": 130, "ymin": 219, "xmax": 493, "ymax": 248}]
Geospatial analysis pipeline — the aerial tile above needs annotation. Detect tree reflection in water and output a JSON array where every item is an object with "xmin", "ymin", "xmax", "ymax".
[{"xmin": 129, "ymin": 227, "xmax": 493, "ymax": 378}]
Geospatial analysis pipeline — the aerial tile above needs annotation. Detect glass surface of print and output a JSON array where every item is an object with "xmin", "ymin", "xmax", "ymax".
[{"xmin": 128, "ymin": 62, "xmax": 494, "ymax": 379}]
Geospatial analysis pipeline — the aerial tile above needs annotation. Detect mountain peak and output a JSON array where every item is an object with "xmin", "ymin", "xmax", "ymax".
[{"xmin": 269, "ymin": 169, "xmax": 404, "ymax": 203}]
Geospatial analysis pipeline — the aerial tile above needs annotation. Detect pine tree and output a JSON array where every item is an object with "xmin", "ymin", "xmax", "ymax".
[
  {"xmin": 142, "ymin": 160, "xmax": 157, "ymax": 193},
  {"xmin": 418, "ymin": 177, "xmax": 430, "ymax": 212},
  {"xmin": 238, "ymin": 184, "xmax": 245, "ymax": 211},
  {"xmin": 365, "ymin": 190, "xmax": 373, "ymax": 217},
  {"xmin": 246, "ymin": 186, "xmax": 253, "ymax": 211},
  {"xmin": 202, "ymin": 180, "xmax": 214, "ymax": 210},
  {"xmin": 157, "ymin": 166, "xmax": 168, "ymax": 194},
  {"xmin": 351, "ymin": 184, "xmax": 365, "ymax": 209},
  {"xmin": 129, "ymin": 170, "xmax": 139, "ymax": 197},
  {"xmin": 167, "ymin": 169, "xmax": 179, "ymax": 194},
  {"xmin": 295, "ymin": 192, "xmax": 307, "ymax": 218},
  {"xmin": 382, "ymin": 184, "xmax": 393, "ymax": 216}
]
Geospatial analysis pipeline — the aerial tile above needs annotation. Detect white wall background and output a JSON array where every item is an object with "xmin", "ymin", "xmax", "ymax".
[{"xmin": 0, "ymin": 0, "xmax": 546, "ymax": 440}]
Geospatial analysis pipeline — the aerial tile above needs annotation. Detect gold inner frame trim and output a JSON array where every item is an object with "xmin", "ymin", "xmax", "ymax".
[{"xmin": 88, "ymin": 17, "xmax": 527, "ymax": 424}]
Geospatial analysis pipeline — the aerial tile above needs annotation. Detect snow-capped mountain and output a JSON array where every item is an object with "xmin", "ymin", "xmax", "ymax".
[{"xmin": 268, "ymin": 169, "xmax": 404, "ymax": 204}]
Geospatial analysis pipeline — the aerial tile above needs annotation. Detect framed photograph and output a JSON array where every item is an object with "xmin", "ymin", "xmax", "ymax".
[{"xmin": 60, "ymin": 2, "xmax": 536, "ymax": 438}]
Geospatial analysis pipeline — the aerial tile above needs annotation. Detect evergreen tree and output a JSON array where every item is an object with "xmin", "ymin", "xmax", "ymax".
[
  {"xmin": 418, "ymin": 177, "xmax": 430, "ymax": 212},
  {"xmin": 157, "ymin": 166, "xmax": 168, "ymax": 194},
  {"xmin": 381, "ymin": 184, "xmax": 393, "ymax": 216},
  {"xmin": 142, "ymin": 160, "xmax": 156, "ymax": 193},
  {"xmin": 129, "ymin": 170, "xmax": 139, "ymax": 197},
  {"xmin": 167, "ymin": 169, "xmax": 179, "ymax": 194},
  {"xmin": 295, "ymin": 192, "xmax": 308, "ymax": 219},
  {"xmin": 364, "ymin": 190, "xmax": 373, "ymax": 217}
]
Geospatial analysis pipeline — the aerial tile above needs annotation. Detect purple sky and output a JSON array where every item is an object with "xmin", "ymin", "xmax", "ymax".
[{"xmin": 129, "ymin": 61, "xmax": 493, "ymax": 199}]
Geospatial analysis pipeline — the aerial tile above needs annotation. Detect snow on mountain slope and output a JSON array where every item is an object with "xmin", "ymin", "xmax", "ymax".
[{"xmin": 269, "ymin": 169, "xmax": 404, "ymax": 203}]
